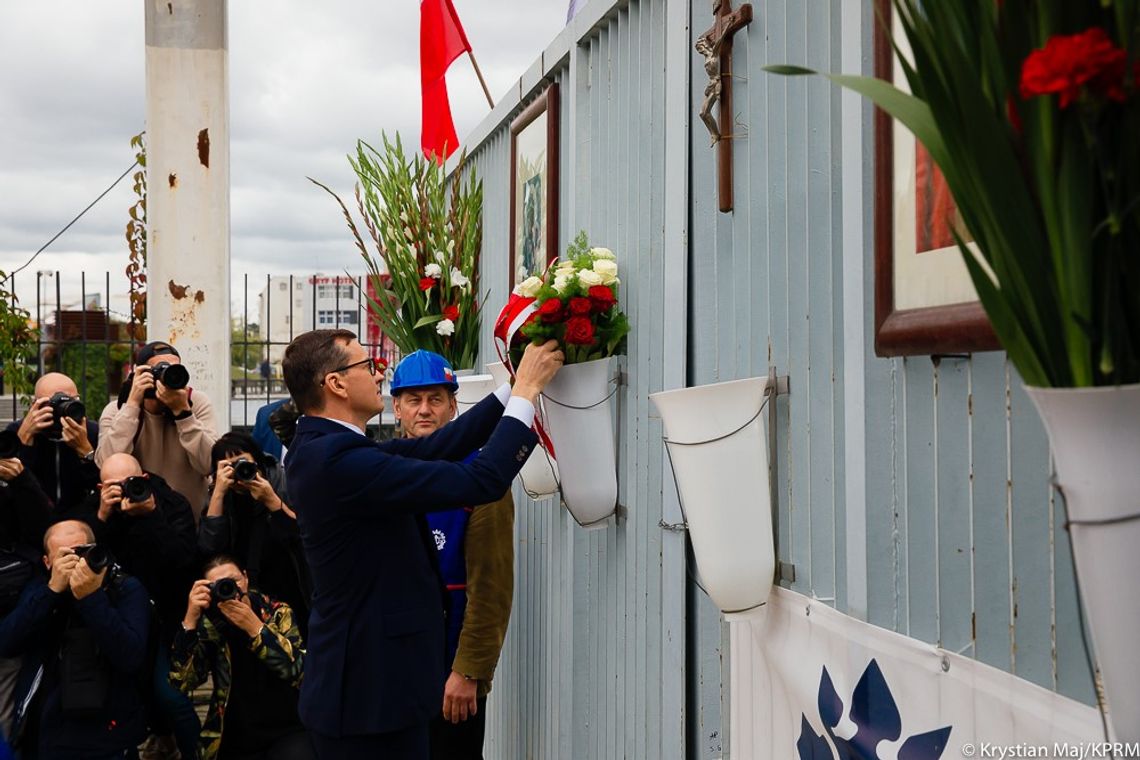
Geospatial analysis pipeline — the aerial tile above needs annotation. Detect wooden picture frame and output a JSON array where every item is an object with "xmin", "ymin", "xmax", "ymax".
[
  {"xmin": 873, "ymin": 0, "xmax": 999, "ymax": 356},
  {"xmin": 509, "ymin": 83, "xmax": 560, "ymax": 291}
]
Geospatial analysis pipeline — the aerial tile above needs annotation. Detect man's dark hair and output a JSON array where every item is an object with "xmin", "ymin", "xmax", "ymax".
[
  {"xmin": 210, "ymin": 432, "xmax": 266, "ymax": 474},
  {"xmin": 282, "ymin": 329, "xmax": 356, "ymax": 414},
  {"xmin": 203, "ymin": 554, "xmax": 244, "ymax": 576}
]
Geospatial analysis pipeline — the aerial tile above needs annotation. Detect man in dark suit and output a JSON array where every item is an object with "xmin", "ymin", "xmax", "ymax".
[{"xmin": 282, "ymin": 329, "xmax": 562, "ymax": 759}]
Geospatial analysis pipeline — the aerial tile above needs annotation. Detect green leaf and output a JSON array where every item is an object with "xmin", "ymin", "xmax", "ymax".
[{"xmin": 414, "ymin": 314, "xmax": 444, "ymax": 329}]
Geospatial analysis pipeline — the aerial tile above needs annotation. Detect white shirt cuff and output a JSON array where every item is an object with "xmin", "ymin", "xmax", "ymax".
[
  {"xmin": 503, "ymin": 396, "xmax": 536, "ymax": 428},
  {"xmin": 493, "ymin": 383, "xmax": 512, "ymax": 407}
]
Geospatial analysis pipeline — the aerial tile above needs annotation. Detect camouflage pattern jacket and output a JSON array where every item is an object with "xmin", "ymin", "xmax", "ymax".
[{"xmin": 169, "ymin": 590, "xmax": 304, "ymax": 760}]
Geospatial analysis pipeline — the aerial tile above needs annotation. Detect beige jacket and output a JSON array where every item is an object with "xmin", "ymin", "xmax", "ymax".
[{"xmin": 96, "ymin": 390, "xmax": 219, "ymax": 519}]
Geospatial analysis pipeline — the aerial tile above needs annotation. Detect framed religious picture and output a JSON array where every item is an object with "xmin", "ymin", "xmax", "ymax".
[
  {"xmin": 509, "ymin": 83, "xmax": 560, "ymax": 291},
  {"xmin": 873, "ymin": 0, "xmax": 999, "ymax": 356}
]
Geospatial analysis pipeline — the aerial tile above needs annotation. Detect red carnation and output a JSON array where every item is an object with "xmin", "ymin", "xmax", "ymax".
[
  {"xmin": 419, "ymin": 277, "xmax": 436, "ymax": 291},
  {"xmin": 1020, "ymin": 27, "xmax": 1129, "ymax": 108},
  {"xmin": 443, "ymin": 304, "xmax": 460, "ymax": 322},
  {"xmin": 563, "ymin": 316, "xmax": 596, "ymax": 346},
  {"xmin": 587, "ymin": 285, "xmax": 617, "ymax": 314},
  {"xmin": 537, "ymin": 298, "xmax": 565, "ymax": 324},
  {"xmin": 569, "ymin": 297, "xmax": 593, "ymax": 317}
]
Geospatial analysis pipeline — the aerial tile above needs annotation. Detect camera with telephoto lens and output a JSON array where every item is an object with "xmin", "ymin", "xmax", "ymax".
[
  {"xmin": 230, "ymin": 459, "xmax": 259, "ymax": 482},
  {"xmin": 0, "ymin": 430, "xmax": 19, "ymax": 459},
  {"xmin": 45, "ymin": 392, "xmax": 86, "ymax": 439},
  {"xmin": 143, "ymin": 361, "xmax": 190, "ymax": 398},
  {"xmin": 209, "ymin": 578, "xmax": 241, "ymax": 604},
  {"xmin": 121, "ymin": 475, "xmax": 153, "ymax": 503},
  {"xmin": 71, "ymin": 543, "xmax": 113, "ymax": 573}
]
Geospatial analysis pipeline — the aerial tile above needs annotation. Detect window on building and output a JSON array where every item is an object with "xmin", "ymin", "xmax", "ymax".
[
  {"xmin": 317, "ymin": 284, "xmax": 355, "ymax": 300},
  {"xmin": 278, "ymin": 282, "xmax": 287, "ymax": 291},
  {"xmin": 317, "ymin": 310, "xmax": 359, "ymax": 326}
]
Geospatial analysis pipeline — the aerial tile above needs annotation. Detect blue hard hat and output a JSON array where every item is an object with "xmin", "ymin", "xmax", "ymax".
[{"xmin": 391, "ymin": 350, "xmax": 459, "ymax": 394}]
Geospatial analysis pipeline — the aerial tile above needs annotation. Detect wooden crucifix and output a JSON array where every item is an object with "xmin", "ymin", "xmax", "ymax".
[{"xmin": 696, "ymin": 0, "xmax": 753, "ymax": 213}]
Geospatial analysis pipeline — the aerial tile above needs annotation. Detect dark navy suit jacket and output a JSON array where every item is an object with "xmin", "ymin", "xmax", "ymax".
[{"xmin": 285, "ymin": 392, "xmax": 536, "ymax": 737}]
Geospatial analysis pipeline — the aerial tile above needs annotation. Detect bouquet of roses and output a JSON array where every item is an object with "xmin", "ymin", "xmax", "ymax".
[{"xmin": 511, "ymin": 232, "xmax": 631, "ymax": 365}]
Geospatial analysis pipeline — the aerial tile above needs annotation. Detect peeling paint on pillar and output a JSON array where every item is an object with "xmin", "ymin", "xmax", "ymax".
[
  {"xmin": 197, "ymin": 129, "xmax": 210, "ymax": 168},
  {"xmin": 168, "ymin": 173, "xmax": 178, "ymax": 188},
  {"xmin": 165, "ymin": 280, "xmax": 206, "ymax": 342}
]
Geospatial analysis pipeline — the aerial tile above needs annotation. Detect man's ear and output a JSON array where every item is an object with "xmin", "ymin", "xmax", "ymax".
[{"xmin": 324, "ymin": 373, "xmax": 350, "ymax": 401}]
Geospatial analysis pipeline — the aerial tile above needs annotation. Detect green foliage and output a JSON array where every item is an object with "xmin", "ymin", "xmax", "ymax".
[
  {"xmin": 0, "ymin": 276, "xmax": 39, "ymax": 400},
  {"xmin": 310, "ymin": 132, "xmax": 484, "ymax": 369},
  {"xmin": 60, "ymin": 342, "xmax": 131, "ymax": 414},
  {"xmin": 767, "ymin": 1, "xmax": 1140, "ymax": 387},
  {"xmin": 231, "ymin": 321, "xmax": 262, "ymax": 369}
]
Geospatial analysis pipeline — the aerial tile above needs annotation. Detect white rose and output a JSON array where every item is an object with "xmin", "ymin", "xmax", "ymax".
[
  {"xmin": 435, "ymin": 251, "xmax": 447, "ymax": 264},
  {"xmin": 593, "ymin": 259, "xmax": 619, "ymax": 284},
  {"xmin": 553, "ymin": 274, "xmax": 574, "ymax": 293},
  {"xmin": 514, "ymin": 275, "xmax": 543, "ymax": 298},
  {"xmin": 590, "ymin": 247, "xmax": 616, "ymax": 260},
  {"xmin": 450, "ymin": 267, "xmax": 470, "ymax": 288},
  {"xmin": 578, "ymin": 269, "xmax": 604, "ymax": 287},
  {"xmin": 436, "ymin": 318, "xmax": 455, "ymax": 336},
  {"xmin": 424, "ymin": 263, "xmax": 443, "ymax": 279}
]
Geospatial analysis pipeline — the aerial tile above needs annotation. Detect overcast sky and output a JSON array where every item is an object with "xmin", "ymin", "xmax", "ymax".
[{"xmin": 0, "ymin": 1, "xmax": 566, "ymax": 319}]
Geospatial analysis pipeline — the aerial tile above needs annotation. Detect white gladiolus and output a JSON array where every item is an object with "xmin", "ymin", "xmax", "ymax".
[
  {"xmin": 450, "ymin": 267, "xmax": 470, "ymax": 288},
  {"xmin": 578, "ymin": 269, "xmax": 604, "ymax": 287},
  {"xmin": 593, "ymin": 259, "xmax": 619, "ymax": 284},
  {"xmin": 404, "ymin": 226, "xmax": 414, "ymax": 240},
  {"xmin": 400, "ymin": 211, "xmax": 409, "ymax": 223},
  {"xmin": 435, "ymin": 251, "xmax": 447, "ymax": 264},
  {"xmin": 424, "ymin": 263, "xmax": 443, "ymax": 278},
  {"xmin": 514, "ymin": 276, "xmax": 543, "ymax": 298},
  {"xmin": 436, "ymin": 318, "xmax": 455, "ymax": 336},
  {"xmin": 590, "ymin": 247, "xmax": 616, "ymax": 260},
  {"xmin": 447, "ymin": 239, "xmax": 456, "ymax": 253}
]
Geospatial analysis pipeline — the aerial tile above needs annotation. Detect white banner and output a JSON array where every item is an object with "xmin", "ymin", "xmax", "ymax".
[{"xmin": 731, "ymin": 588, "xmax": 1123, "ymax": 760}]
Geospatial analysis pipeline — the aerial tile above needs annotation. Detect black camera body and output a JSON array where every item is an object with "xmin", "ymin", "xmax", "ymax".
[
  {"xmin": 209, "ymin": 577, "xmax": 241, "ymax": 604},
  {"xmin": 121, "ymin": 475, "xmax": 153, "ymax": 503},
  {"xmin": 72, "ymin": 543, "xmax": 113, "ymax": 573},
  {"xmin": 0, "ymin": 430, "xmax": 19, "ymax": 459},
  {"xmin": 46, "ymin": 392, "xmax": 86, "ymax": 439},
  {"xmin": 230, "ymin": 459, "xmax": 259, "ymax": 482}
]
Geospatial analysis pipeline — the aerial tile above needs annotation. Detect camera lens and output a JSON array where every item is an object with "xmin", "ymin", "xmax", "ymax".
[
  {"xmin": 0, "ymin": 430, "xmax": 19, "ymax": 459},
  {"xmin": 122, "ymin": 476, "xmax": 153, "ymax": 503},
  {"xmin": 153, "ymin": 362, "xmax": 190, "ymax": 390},
  {"xmin": 59, "ymin": 398, "xmax": 86, "ymax": 422},
  {"xmin": 232, "ymin": 460, "xmax": 259, "ymax": 482},
  {"xmin": 74, "ymin": 543, "xmax": 111, "ymax": 573},
  {"xmin": 210, "ymin": 578, "xmax": 241, "ymax": 603}
]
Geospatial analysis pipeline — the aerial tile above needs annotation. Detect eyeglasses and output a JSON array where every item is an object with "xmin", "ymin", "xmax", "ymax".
[{"xmin": 321, "ymin": 357, "xmax": 381, "ymax": 386}]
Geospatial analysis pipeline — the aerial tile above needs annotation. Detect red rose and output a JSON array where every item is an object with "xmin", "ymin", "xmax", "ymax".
[
  {"xmin": 1020, "ymin": 27, "xmax": 1128, "ymax": 108},
  {"xmin": 537, "ymin": 298, "xmax": 565, "ymax": 324},
  {"xmin": 587, "ymin": 285, "xmax": 617, "ymax": 314},
  {"xmin": 563, "ymin": 316, "xmax": 596, "ymax": 346},
  {"xmin": 419, "ymin": 277, "xmax": 435, "ymax": 291},
  {"xmin": 443, "ymin": 304, "xmax": 460, "ymax": 322},
  {"xmin": 569, "ymin": 297, "xmax": 592, "ymax": 317}
]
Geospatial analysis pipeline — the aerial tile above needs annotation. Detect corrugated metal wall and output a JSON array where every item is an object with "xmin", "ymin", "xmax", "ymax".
[
  {"xmin": 459, "ymin": 0, "xmax": 1096, "ymax": 757},
  {"xmin": 460, "ymin": 0, "xmax": 689, "ymax": 757}
]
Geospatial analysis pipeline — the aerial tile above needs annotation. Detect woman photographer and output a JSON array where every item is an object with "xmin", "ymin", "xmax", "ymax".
[
  {"xmin": 199, "ymin": 433, "xmax": 310, "ymax": 633},
  {"xmin": 171, "ymin": 555, "xmax": 310, "ymax": 760}
]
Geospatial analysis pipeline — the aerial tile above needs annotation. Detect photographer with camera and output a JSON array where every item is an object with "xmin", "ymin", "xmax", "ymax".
[
  {"xmin": 4, "ymin": 373, "xmax": 99, "ymax": 512},
  {"xmin": 0, "ymin": 520, "xmax": 150, "ymax": 758},
  {"xmin": 65, "ymin": 452, "xmax": 198, "ymax": 759},
  {"xmin": 0, "ymin": 445, "xmax": 53, "ymax": 741},
  {"xmin": 171, "ymin": 555, "xmax": 311, "ymax": 760},
  {"xmin": 199, "ymin": 433, "xmax": 310, "ymax": 634},
  {"xmin": 97, "ymin": 341, "xmax": 219, "ymax": 520}
]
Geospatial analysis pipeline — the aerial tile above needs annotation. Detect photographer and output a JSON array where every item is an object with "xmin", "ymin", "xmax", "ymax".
[
  {"xmin": 4, "ymin": 372, "xmax": 99, "ymax": 511},
  {"xmin": 200, "ymin": 434, "xmax": 310, "ymax": 633},
  {"xmin": 0, "ymin": 520, "xmax": 150, "ymax": 759},
  {"xmin": 171, "ymin": 555, "xmax": 310, "ymax": 760},
  {"xmin": 96, "ymin": 341, "xmax": 219, "ymax": 519},
  {"xmin": 0, "ymin": 450, "xmax": 53, "ymax": 740},
  {"xmin": 66, "ymin": 452, "xmax": 198, "ymax": 759}
]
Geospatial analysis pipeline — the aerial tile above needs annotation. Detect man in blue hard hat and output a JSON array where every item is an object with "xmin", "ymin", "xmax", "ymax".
[
  {"xmin": 391, "ymin": 351, "xmax": 514, "ymax": 760},
  {"xmin": 281, "ymin": 330, "xmax": 562, "ymax": 758}
]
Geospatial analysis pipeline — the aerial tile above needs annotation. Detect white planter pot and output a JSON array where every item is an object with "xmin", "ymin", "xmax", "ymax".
[
  {"xmin": 486, "ymin": 362, "xmax": 560, "ymax": 499},
  {"xmin": 650, "ymin": 377, "xmax": 774, "ymax": 618},
  {"xmin": 1025, "ymin": 382, "xmax": 1140, "ymax": 743},
  {"xmin": 541, "ymin": 357, "xmax": 618, "ymax": 528},
  {"xmin": 454, "ymin": 373, "xmax": 497, "ymax": 417}
]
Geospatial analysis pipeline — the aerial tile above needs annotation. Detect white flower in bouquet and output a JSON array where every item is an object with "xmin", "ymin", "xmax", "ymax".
[
  {"xmin": 555, "ymin": 259, "xmax": 577, "ymax": 273},
  {"xmin": 447, "ymin": 239, "xmax": 456, "ymax": 253},
  {"xmin": 400, "ymin": 211, "xmax": 409, "ymax": 223},
  {"xmin": 424, "ymin": 263, "xmax": 443, "ymax": 279},
  {"xmin": 592, "ymin": 259, "xmax": 619, "ymax": 285},
  {"xmin": 436, "ymin": 318, "xmax": 455, "ymax": 336},
  {"xmin": 404, "ymin": 226, "xmax": 415, "ymax": 240},
  {"xmin": 435, "ymin": 251, "xmax": 447, "ymax": 264},
  {"xmin": 578, "ymin": 269, "xmax": 604, "ymax": 287},
  {"xmin": 590, "ymin": 247, "xmax": 616, "ymax": 260},
  {"xmin": 553, "ymin": 273, "xmax": 575, "ymax": 293},
  {"xmin": 450, "ymin": 267, "xmax": 470, "ymax": 288},
  {"xmin": 514, "ymin": 275, "xmax": 543, "ymax": 298}
]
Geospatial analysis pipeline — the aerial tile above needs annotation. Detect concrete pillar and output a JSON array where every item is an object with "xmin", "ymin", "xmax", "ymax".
[{"xmin": 144, "ymin": 0, "xmax": 231, "ymax": 429}]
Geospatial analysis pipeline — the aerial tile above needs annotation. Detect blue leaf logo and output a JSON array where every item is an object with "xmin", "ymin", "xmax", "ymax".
[{"xmin": 797, "ymin": 659, "xmax": 952, "ymax": 760}]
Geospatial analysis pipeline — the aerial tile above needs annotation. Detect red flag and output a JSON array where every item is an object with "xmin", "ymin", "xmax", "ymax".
[{"xmin": 421, "ymin": 0, "xmax": 472, "ymax": 162}]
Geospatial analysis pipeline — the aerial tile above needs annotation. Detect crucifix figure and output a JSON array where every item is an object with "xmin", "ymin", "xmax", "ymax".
[{"xmin": 696, "ymin": 0, "xmax": 753, "ymax": 213}]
